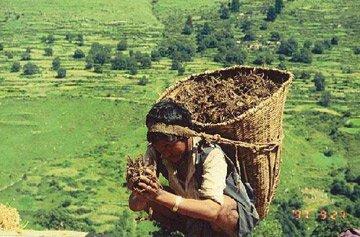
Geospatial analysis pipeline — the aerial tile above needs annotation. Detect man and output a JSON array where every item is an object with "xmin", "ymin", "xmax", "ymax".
[{"xmin": 127, "ymin": 100, "xmax": 259, "ymax": 236}]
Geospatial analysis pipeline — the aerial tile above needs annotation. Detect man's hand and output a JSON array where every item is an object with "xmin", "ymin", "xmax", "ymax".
[{"xmin": 133, "ymin": 168, "xmax": 163, "ymax": 200}]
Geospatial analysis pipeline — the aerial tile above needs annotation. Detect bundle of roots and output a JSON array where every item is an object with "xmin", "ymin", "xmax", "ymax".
[
  {"xmin": 172, "ymin": 72, "xmax": 280, "ymax": 123},
  {"xmin": 0, "ymin": 203, "xmax": 21, "ymax": 231},
  {"xmin": 126, "ymin": 156, "xmax": 161, "ymax": 193}
]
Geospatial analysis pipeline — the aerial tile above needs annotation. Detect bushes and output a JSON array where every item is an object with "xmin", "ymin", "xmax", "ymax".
[
  {"xmin": 23, "ymin": 62, "xmax": 39, "ymax": 75},
  {"xmin": 111, "ymin": 53, "xmax": 127, "ymax": 70},
  {"xmin": 219, "ymin": 3, "xmax": 230, "ymax": 19},
  {"xmin": 214, "ymin": 46, "xmax": 247, "ymax": 66},
  {"xmin": 21, "ymin": 51, "xmax": 31, "ymax": 61},
  {"xmin": 269, "ymin": 31, "xmax": 281, "ymax": 41},
  {"xmin": 11, "ymin": 61, "xmax": 21, "ymax": 72},
  {"xmin": 314, "ymin": 72, "xmax": 325, "ymax": 91},
  {"xmin": 76, "ymin": 34, "xmax": 84, "ymax": 46},
  {"xmin": 56, "ymin": 68, "xmax": 66, "ymax": 78},
  {"xmin": 138, "ymin": 76, "xmax": 148, "ymax": 86},
  {"xmin": 312, "ymin": 41, "xmax": 325, "ymax": 54},
  {"xmin": 330, "ymin": 179, "xmax": 351, "ymax": 196},
  {"xmin": 291, "ymin": 48, "xmax": 312, "ymax": 63},
  {"xmin": 0, "ymin": 42, "xmax": 3, "ymax": 51},
  {"xmin": 117, "ymin": 39, "xmax": 127, "ymax": 51},
  {"xmin": 150, "ymin": 49, "xmax": 161, "ymax": 61},
  {"xmin": 4, "ymin": 51, "xmax": 13, "ymax": 59},
  {"xmin": 73, "ymin": 49, "xmax": 85, "ymax": 59},
  {"xmin": 266, "ymin": 6, "xmax": 277, "ymax": 21},
  {"xmin": 182, "ymin": 16, "xmax": 193, "ymax": 35},
  {"xmin": 278, "ymin": 37, "xmax": 298, "ymax": 56},
  {"xmin": 243, "ymin": 31, "xmax": 256, "ymax": 41},
  {"xmin": 42, "ymin": 34, "xmax": 55, "ymax": 44},
  {"xmin": 44, "ymin": 47, "xmax": 53, "ymax": 56},
  {"xmin": 319, "ymin": 91, "xmax": 331, "ymax": 107},
  {"xmin": 52, "ymin": 57, "xmax": 61, "ymax": 71},
  {"xmin": 353, "ymin": 46, "xmax": 360, "ymax": 55},
  {"xmin": 230, "ymin": 0, "xmax": 240, "ymax": 12}
]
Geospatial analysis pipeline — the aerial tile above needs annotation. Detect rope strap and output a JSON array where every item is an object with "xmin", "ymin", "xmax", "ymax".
[{"xmin": 148, "ymin": 123, "xmax": 283, "ymax": 152}]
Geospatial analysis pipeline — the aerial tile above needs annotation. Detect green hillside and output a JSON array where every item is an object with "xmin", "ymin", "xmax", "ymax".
[{"xmin": 0, "ymin": 0, "xmax": 359, "ymax": 235}]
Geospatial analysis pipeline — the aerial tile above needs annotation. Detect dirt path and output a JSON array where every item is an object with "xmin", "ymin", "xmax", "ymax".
[{"xmin": 0, "ymin": 230, "xmax": 89, "ymax": 237}]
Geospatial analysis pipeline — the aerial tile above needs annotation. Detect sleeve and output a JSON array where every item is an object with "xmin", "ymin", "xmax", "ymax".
[{"xmin": 198, "ymin": 148, "xmax": 227, "ymax": 205}]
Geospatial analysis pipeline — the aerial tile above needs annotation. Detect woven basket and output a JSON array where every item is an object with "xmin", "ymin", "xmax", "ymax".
[{"xmin": 159, "ymin": 65, "xmax": 293, "ymax": 219}]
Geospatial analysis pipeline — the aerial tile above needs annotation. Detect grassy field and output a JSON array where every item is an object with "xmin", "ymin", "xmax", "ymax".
[{"xmin": 0, "ymin": 0, "xmax": 359, "ymax": 235}]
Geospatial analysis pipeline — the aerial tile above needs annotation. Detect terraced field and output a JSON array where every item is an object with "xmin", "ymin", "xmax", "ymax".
[{"xmin": 0, "ymin": 0, "xmax": 359, "ymax": 235}]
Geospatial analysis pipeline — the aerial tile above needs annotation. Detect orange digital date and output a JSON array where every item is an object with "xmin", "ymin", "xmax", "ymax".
[{"xmin": 291, "ymin": 209, "xmax": 347, "ymax": 220}]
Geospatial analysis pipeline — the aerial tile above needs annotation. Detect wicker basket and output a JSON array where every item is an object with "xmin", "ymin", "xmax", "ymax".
[{"xmin": 159, "ymin": 65, "xmax": 293, "ymax": 219}]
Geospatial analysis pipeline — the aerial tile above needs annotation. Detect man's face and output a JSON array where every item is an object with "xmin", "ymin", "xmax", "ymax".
[{"xmin": 152, "ymin": 139, "xmax": 187, "ymax": 164}]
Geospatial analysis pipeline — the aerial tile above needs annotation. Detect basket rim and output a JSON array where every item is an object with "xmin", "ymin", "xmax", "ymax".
[{"xmin": 158, "ymin": 65, "xmax": 293, "ymax": 128}]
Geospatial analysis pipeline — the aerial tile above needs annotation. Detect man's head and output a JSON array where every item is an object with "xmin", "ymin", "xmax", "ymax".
[{"xmin": 146, "ymin": 100, "xmax": 192, "ymax": 164}]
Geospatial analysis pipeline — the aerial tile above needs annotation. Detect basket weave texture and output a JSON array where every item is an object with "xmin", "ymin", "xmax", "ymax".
[{"xmin": 158, "ymin": 65, "xmax": 293, "ymax": 219}]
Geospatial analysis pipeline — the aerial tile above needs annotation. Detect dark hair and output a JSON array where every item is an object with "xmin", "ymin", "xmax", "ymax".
[{"xmin": 146, "ymin": 100, "xmax": 192, "ymax": 143}]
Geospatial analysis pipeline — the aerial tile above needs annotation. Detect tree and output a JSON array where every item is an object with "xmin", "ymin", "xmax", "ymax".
[
  {"xmin": 117, "ymin": 39, "xmax": 127, "ymax": 51},
  {"xmin": 52, "ymin": 57, "xmax": 61, "ymax": 70},
  {"xmin": 0, "ymin": 43, "xmax": 3, "ymax": 51},
  {"xmin": 219, "ymin": 3, "xmax": 230, "ymax": 19},
  {"xmin": 4, "ymin": 51, "xmax": 13, "ymax": 59},
  {"xmin": 182, "ymin": 16, "xmax": 193, "ymax": 35},
  {"xmin": 314, "ymin": 72, "xmax": 325, "ymax": 91},
  {"xmin": 88, "ymin": 43, "xmax": 111, "ymax": 65},
  {"xmin": 11, "ymin": 62, "xmax": 21, "ymax": 72},
  {"xmin": 73, "ymin": 49, "xmax": 85, "ymax": 59},
  {"xmin": 240, "ymin": 19, "xmax": 252, "ymax": 32},
  {"xmin": 303, "ymin": 40, "xmax": 312, "ymax": 49},
  {"xmin": 42, "ymin": 34, "xmax": 55, "ymax": 44},
  {"xmin": 275, "ymin": 0, "xmax": 284, "ymax": 14},
  {"xmin": 23, "ymin": 62, "xmax": 39, "ymax": 75},
  {"xmin": 266, "ymin": 6, "xmax": 277, "ymax": 21},
  {"xmin": 44, "ymin": 47, "xmax": 53, "ymax": 56},
  {"xmin": 85, "ymin": 56, "xmax": 93, "ymax": 69},
  {"xmin": 127, "ymin": 57, "xmax": 138, "ymax": 75},
  {"xmin": 259, "ymin": 22, "xmax": 268, "ymax": 30},
  {"xmin": 319, "ymin": 91, "xmax": 331, "ymax": 107},
  {"xmin": 56, "ymin": 68, "xmax": 66, "ymax": 78},
  {"xmin": 353, "ymin": 47, "xmax": 360, "ymax": 55},
  {"xmin": 230, "ymin": 0, "xmax": 240, "ymax": 12},
  {"xmin": 171, "ymin": 59, "xmax": 182, "ymax": 70}
]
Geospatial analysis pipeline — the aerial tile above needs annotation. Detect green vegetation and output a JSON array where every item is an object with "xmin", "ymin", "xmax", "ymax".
[{"xmin": 0, "ymin": 0, "xmax": 359, "ymax": 235}]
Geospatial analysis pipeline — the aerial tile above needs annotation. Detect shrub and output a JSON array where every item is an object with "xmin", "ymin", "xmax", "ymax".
[
  {"xmin": 4, "ymin": 51, "xmax": 13, "ymax": 59},
  {"xmin": 278, "ymin": 54, "xmax": 286, "ymax": 61},
  {"xmin": 43, "ymin": 34, "xmax": 55, "ymax": 44},
  {"xmin": 259, "ymin": 22, "xmax": 268, "ymax": 30},
  {"xmin": 219, "ymin": 3, "xmax": 230, "ymax": 19},
  {"xmin": 330, "ymin": 179, "xmax": 350, "ymax": 196},
  {"xmin": 56, "ymin": 68, "xmax": 66, "ymax": 78},
  {"xmin": 85, "ymin": 56, "xmax": 93, "ymax": 69},
  {"xmin": 182, "ymin": 16, "xmax": 193, "ymax": 35},
  {"xmin": 303, "ymin": 40, "xmax": 312, "ymax": 49},
  {"xmin": 353, "ymin": 47, "xmax": 360, "ymax": 55},
  {"xmin": 278, "ymin": 37, "xmax": 298, "ymax": 56},
  {"xmin": 171, "ymin": 59, "xmax": 182, "ymax": 70},
  {"xmin": 178, "ymin": 65, "xmax": 185, "ymax": 75},
  {"xmin": 127, "ymin": 57, "xmax": 138, "ymax": 75},
  {"xmin": 0, "ymin": 42, "xmax": 3, "ymax": 51},
  {"xmin": 65, "ymin": 32, "xmax": 74, "ymax": 42},
  {"xmin": 240, "ymin": 19, "xmax": 252, "ymax": 32},
  {"xmin": 44, "ymin": 47, "xmax": 53, "ymax": 56},
  {"xmin": 312, "ymin": 41, "xmax": 325, "ymax": 54},
  {"xmin": 266, "ymin": 6, "xmax": 277, "ymax": 21},
  {"xmin": 23, "ymin": 62, "xmax": 39, "ymax": 75},
  {"xmin": 117, "ymin": 39, "xmax": 127, "ymax": 51},
  {"xmin": 270, "ymin": 31, "xmax": 281, "ymax": 41},
  {"xmin": 243, "ymin": 31, "xmax": 256, "ymax": 41},
  {"xmin": 139, "ymin": 53, "xmax": 151, "ymax": 69},
  {"xmin": 138, "ymin": 76, "xmax": 148, "ymax": 86},
  {"xmin": 299, "ymin": 71, "xmax": 311, "ymax": 79},
  {"xmin": 150, "ymin": 49, "xmax": 161, "ymax": 61},
  {"xmin": 230, "ymin": 0, "xmax": 240, "ymax": 12},
  {"xmin": 275, "ymin": 0, "xmax": 284, "ymax": 14},
  {"xmin": 291, "ymin": 48, "xmax": 312, "ymax": 63},
  {"xmin": 93, "ymin": 64, "xmax": 103, "ymax": 73},
  {"xmin": 76, "ymin": 34, "xmax": 84, "ymax": 46},
  {"xmin": 331, "ymin": 36, "xmax": 339, "ymax": 45},
  {"xmin": 73, "ymin": 49, "xmax": 85, "ymax": 59},
  {"xmin": 21, "ymin": 52, "xmax": 31, "ymax": 61},
  {"xmin": 323, "ymin": 147, "xmax": 333, "ymax": 157},
  {"xmin": 52, "ymin": 57, "xmax": 61, "ymax": 70},
  {"xmin": 314, "ymin": 72, "xmax": 325, "ymax": 91},
  {"xmin": 322, "ymin": 39, "xmax": 332, "ymax": 50},
  {"xmin": 11, "ymin": 61, "xmax": 21, "ymax": 72},
  {"xmin": 277, "ymin": 62, "xmax": 286, "ymax": 70},
  {"xmin": 111, "ymin": 53, "xmax": 127, "ymax": 70},
  {"xmin": 319, "ymin": 91, "xmax": 331, "ymax": 107}
]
